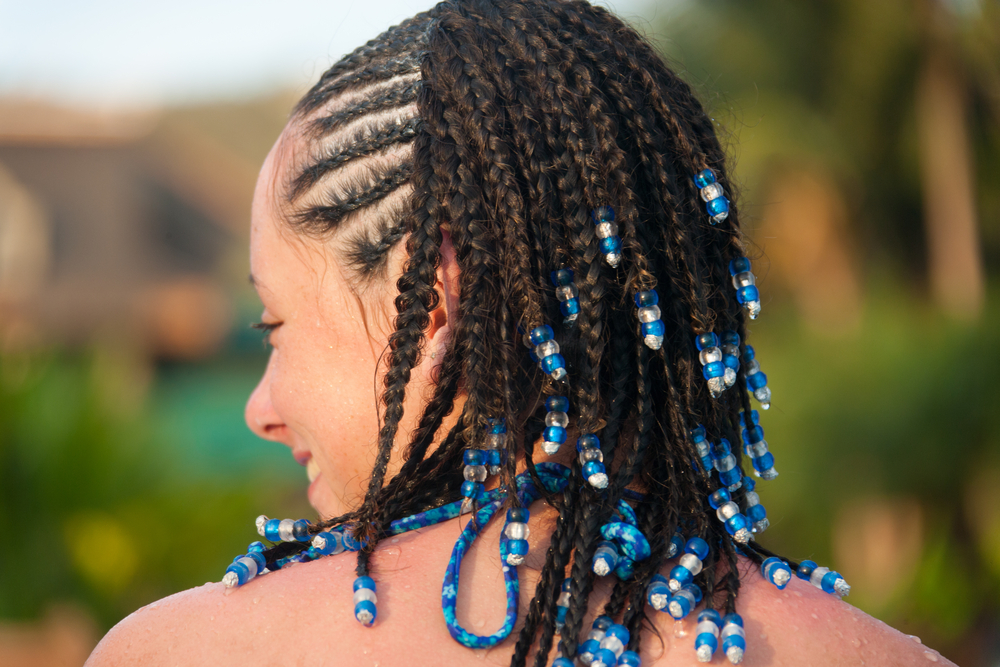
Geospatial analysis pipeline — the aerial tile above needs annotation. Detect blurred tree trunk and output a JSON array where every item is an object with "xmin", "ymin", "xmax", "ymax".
[{"xmin": 916, "ymin": 1, "xmax": 983, "ymax": 319}]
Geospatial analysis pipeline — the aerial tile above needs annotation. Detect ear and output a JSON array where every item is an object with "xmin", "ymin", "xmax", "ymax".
[{"xmin": 426, "ymin": 229, "xmax": 459, "ymax": 358}]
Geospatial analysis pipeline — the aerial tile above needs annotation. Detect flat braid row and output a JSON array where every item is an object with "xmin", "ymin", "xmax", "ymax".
[{"xmin": 266, "ymin": 1, "xmax": 782, "ymax": 665}]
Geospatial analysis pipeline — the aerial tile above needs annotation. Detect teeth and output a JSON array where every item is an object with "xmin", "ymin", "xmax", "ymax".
[{"xmin": 306, "ymin": 458, "xmax": 320, "ymax": 483}]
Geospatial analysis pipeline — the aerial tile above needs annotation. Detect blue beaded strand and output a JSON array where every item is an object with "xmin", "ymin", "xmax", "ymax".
[
  {"xmin": 761, "ymin": 556, "xmax": 792, "ymax": 590},
  {"xmin": 711, "ymin": 437, "xmax": 743, "ymax": 491},
  {"xmin": 503, "ymin": 507, "xmax": 530, "ymax": 566},
  {"xmin": 256, "ymin": 515, "xmax": 312, "ymax": 543},
  {"xmin": 693, "ymin": 168, "xmax": 731, "ymax": 225},
  {"xmin": 741, "ymin": 410, "xmax": 778, "ymax": 481},
  {"xmin": 555, "ymin": 578, "xmax": 572, "ymax": 633},
  {"xmin": 353, "ymin": 576, "xmax": 377, "ymax": 626},
  {"xmin": 529, "ymin": 325, "xmax": 568, "ymax": 381},
  {"xmin": 729, "ymin": 257, "xmax": 761, "ymax": 320},
  {"xmin": 577, "ymin": 433, "xmax": 609, "ymax": 489},
  {"xmin": 694, "ymin": 608, "xmax": 722, "ymax": 662},
  {"xmin": 591, "ymin": 205, "xmax": 622, "ymax": 267},
  {"xmin": 721, "ymin": 613, "xmax": 746, "ymax": 664},
  {"xmin": 796, "ymin": 560, "xmax": 851, "ymax": 597},
  {"xmin": 740, "ymin": 477, "xmax": 769, "ymax": 534},
  {"xmin": 720, "ymin": 330, "xmax": 741, "ymax": 390},
  {"xmin": 741, "ymin": 345, "xmax": 771, "ymax": 409},
  {"xmin": 634, "ymin": 290, "xmax": 665, "ymax": 350},
  {"xmin": 551, "ymin": 268, "xmax": 580, "ymax": 324},
  {"xmin": 708, "ymin": 486, "xmax": 752, "ymax": 545},
  {"xmin": 695, "ymin": 332, "xmax": 726, "ymax": 398},
  {"xmin": 542, "ymin": 395, "xmax": 570, "ymax": 455},
  {"xmin": 668, "ymin": 537, "xmax": 709, "ymax": 592}
]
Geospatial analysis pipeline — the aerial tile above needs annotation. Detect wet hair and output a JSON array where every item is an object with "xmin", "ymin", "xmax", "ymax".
[{"xmin": 266, "ymin": 1, "xmax": 786, "ymax": 664}]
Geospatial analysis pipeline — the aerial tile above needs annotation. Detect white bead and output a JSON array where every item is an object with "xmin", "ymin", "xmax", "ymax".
[
  {"xmin": 278, "ymin": 518, "xmax": 296, "ymax": 542},
  {"xmin": 699, "ymin": 347, "xmax": 723, "ymax": 364},
  {"xmin": 464, "ymin": 465, "xmax": 487, "ymax": 482},
  {"xmin": 353, "ymin": 588, "xmax": 377, "ymax": 605},
  {"xmin": 542, "ymin": 441, "xmax": 562, "ymax": 455},
  {"xmin": 638, "ymin": 305, "xmax": 661, "ymax": 323},
  {"xmin": 596, "ymin": 221, "xmax": 619, "ymax": 238},
  {"xmin": 679, "ymin": 552, "xmax": 703, "ymax": 575},
  {"xmin": 695, "ymin": 620, "xmax": 720, "ymax": 638},
  {"xmin": 599, "ymin": 636, "xmax": 624, "ymax": 657},
  {"xmin": 700, "ymin": 182, "xmax": 724, "ymax": 202},
  {"xmin": 605, "ymin": 252, "xmax": 622, "ymax": 268},
  {"xmin": 716, "ymin": 501, "xmax": 740, "ymax": 521},
  {"xmin": 504, "ymin": 522, "xmax": 530, "ymax": 540},
  {"xmin": 744, "ymin": 491, "xmax": 760, "ymax": 506},
  {"xmin": 746, "ymin": 300, "xmax": 761, "ymax": 319},
  {"xmin": 255, "ymin": 515, "xmax": 268, "ymax": 536},
  {"xmin": 731, "ymin": 271, "xmax": 755, "ymax": 288},
  {"xmin": 555, "ymin": 284, "xmax": 578, "ymax": 301},
  {"xmin": 588, "ymin": 472, "xmax": 609, "ymax": 489},
  {"xmin": 536, "ymin": 340, "xmax": 560, "ymax": 358},
  {"xmin": 546, "ymin": 411, "xmax": 569, "ymax": 427},
  {"xmin": 810, "ymin": 566, "xmax": 830, "ymax": 588}
]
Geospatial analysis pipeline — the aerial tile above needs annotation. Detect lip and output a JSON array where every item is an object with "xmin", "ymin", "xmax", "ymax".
[{"xmin": 292, "ymin": 449, "xmax": 311, "ymax": 467}]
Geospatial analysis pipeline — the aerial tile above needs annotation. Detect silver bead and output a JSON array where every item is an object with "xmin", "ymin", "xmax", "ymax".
[
  {"xmin": 732, "ymin": 271, "xmax": 755, "ymax": 289},
  {"xmin": 596, "ymin": 221, "xmax": 619, "ymax": 239},
  {"xmin": 708, "ymin": 377, "xmax": 725, "ymax": 398},
  {"xmin": 541, "ymin": 441, "xmax": 562, "ymax": 455},
  {"xmin": 605, "ymin": 252, "xmax": 622, "ymax": 268},
  {"xmin": 644, "ymin": 334, "xmax": 663, "ymax": 350},
  {"xmin": 255, "ymin": 515, "xmax": 268, "ymax": 537},
  {"xmin": 638, "ymin": 305, "xmax": 661, "ymax": 323},
  {"xmin": 222, "ymin": 571, "xmax": 239, "ymax": 588},
  {"xmin": 700, "ymin": 182, "xmax": 724, "ymax": 202},
  {"xmin": 506, "ymin": 553, "xmax": 526, "ymax": 566},
  {"xmin": 733, "ymin": 527, "xmax": 752, "ymax": 544},
  {"xmin": 649, "ymin": 590, "xmax": 670, "ymax": 610},
  {"xmin": 545, "ymin": 411, "xmax": 569, "ymax": 428},
  {"xmin": 699, "ymin": 347, "xmax": 723, "ymax": 365},
  {"xmin": 724, "ymin": 367, "xmax": 737, "ymax": 387},
  {"xmin": 753, "ymin": 518, "xmax": 770, "ymax": 533},
  {"xmin": 504, "ymin": 522, "xmax": 530, "ymax": 540},
  {"xmin": 464, "ymin": 464, "xmax": 487, "ymax": 482},
  {"xmin": 555, "ymin": 284, "xmax": 578, "ymax": 301},
  {"xmin": 536, "ymin": 340, "xmax": 559, "ymax": 358},
  {"xmin": 834, "ymin": 578, "xmax": 851, "ymax": 597},
  {"xmin": 587, "ymin": 472, "xmax": 609, "ymax": 489},
  {"xmin": 746, "ymin": 299, "xmax": 761, "ymax": 319}
]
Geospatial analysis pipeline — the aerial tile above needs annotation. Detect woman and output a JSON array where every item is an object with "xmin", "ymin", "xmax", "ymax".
[{"xmin": 88, "ymin": 1, "xmax": 952, "ymax": 665}]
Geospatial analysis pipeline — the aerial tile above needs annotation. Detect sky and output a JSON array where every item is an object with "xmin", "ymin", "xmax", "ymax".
[{"xmin": 0, "ymin": 0, "xmax": 668, "ymax": 109}]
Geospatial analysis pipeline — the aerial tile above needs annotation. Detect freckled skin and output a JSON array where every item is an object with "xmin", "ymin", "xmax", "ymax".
[{"xmin": 85, "ymin": 130, "xmax": 959, "ymax": 667}]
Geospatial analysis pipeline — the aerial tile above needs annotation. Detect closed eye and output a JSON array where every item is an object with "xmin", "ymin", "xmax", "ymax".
[{"xmin": 251, "ymin": 321, "xmax": 280, "ymax": 346}]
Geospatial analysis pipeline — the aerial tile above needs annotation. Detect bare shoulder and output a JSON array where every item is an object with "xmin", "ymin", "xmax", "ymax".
[{"xmin": 643, "ymin": 563, "xmax": 954, "ymax": 667}]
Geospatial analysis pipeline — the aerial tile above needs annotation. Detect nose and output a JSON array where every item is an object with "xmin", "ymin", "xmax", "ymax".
[{"xmin": 245, "ymin": 351, "xmax": 286, "ymax": 442}]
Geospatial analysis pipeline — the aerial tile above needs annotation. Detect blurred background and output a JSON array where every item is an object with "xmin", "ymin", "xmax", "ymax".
[{"xmin": 0, "ymin": 0, "xmax": 997, "ymax": 664}]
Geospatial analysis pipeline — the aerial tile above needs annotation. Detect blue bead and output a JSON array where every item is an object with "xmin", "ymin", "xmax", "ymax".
[
  {"xmin": 226, "ymin": 560, "xmax": 250, "ymax": 585},
  {"xmin": 464, "ymin": 449, "xmax": 486, "ymax": 465},
  {"xmin": 487, "ymin": 418, "xmax": 507, "ymax": 434},
  {"xmin": 693, "ymin": 168, "xmax": 717, "ymax": 189},
  {"xmin": 248, "ymin": 551, "xmax": 266, "ymax": 572},
  {"xmin": 560, "ymin": 298, "xmax": 580, "ymax": 316},
  {"xmin": 529, "ymin": 325, "xmax": 554, "ymax": 345},
  {"xmin": 721, "ymin": 330, "xmax": 740, "ymax": 346},
  {"xmin": 552, "ymin": 659, "xmax": 574, "ymax": 667},
  {"xmin": 747, "ymin": 371, "xmax": 768, "ymax": 390},
  {"xmin": 543, "ymin": 425, "xmax": 567, "ymax": 444},
  {"xmin": 720, "ymin": 468, "xmax": 742, "ymax": 486},
  {"xmin": 551, "ymin": 268, "xmax": 574, "ymax": 286},
  {"xmin": 591, "ymin": 205, "xmax": 616, "ymax": 223},
  {"xmin": 577, "ymin": 434, "xmax": 600, "ymax": 450},
  {"xmin": 753, "ymin": 452, "xmax": 775, "ymax": 472},
  {"xmin": 698, "ymin": 608, "xmax": 722, "ymax": 625},
  {"xmin": 737, "ymin": 284, "xmax": 760, "ymax": 305},
  {"xmin": 722, "ymin": 634, "xmax": 745, "ymax": 652},
  {"xmin": 583, "ymin": 460, "xmax": 605, "ymax": 478},
  {"xmin": 695, "ymin": 632, "xmax": 718, "ymax": 653},
  {"xmin": 711, "ymin": 438, "xmax": 732, "ymax": 458},
  {"xmin": 592, "ymin": 648, "xmax": 618, "ymax": 667},
  {"xmin": 741, "ymin": 345, "xmax": 756, "ymax": 362},
  {"xmin": 264, "ymin": 519, "xmax": 281, "ymax": 542},
  {"xmin": 619, "ymin": 651, "xmax": 641, "ymax": 667},
  {"xmin": 593, "ymin": 615, "xmax": 614, "ymax": 631},
  {"xmin": 562, "ymin": 578, "xmax": 573, "ymax": 592},
  {"xmin": 634, "ymin": 290, "xmax": 659, "ymax": 307},
  {"xmin": 354, "ymin": 576, "xmax": 376, "ymax": 592},
  {"xmin": 821, "ymin": 570, "xmax": 843, "ymax": 594},
  {"xmin": 546, "ymin": 395, "xmax": 570, "ymax": 412},
  {"xmin": 744, "ymin": 426, "xmax": 764, "ymax": 444},
  {"xmin": 669, "ymin": 533, "xmax": 686, "ymax": 556},
  {"xmin": 488, "ymin": 449, "xmax": 503, "ymax": 466},
  {"xmin": 507, "ymin": 507, "xmax": 529, "ymax": 523},
  {"xmin": 669, "ymin": 565, "xmax": 693, "ymax": 587},
  {"xmin": 556, "ymin": 606, "xmax": 568, "ymax": 625},
  {"xmin": 541, "ymin": 353, "xmax": 566, "ymax": 374},
  {"xmin": 599, "ymin": 236, "xmax": 622, "ymax": 254},
  {"xmin": 709, "ymin": 488, "xmax": 730, "ymax": 509},
  {"xmin": 580, "ymin": 638, "xmax": 601, "ymax": 659},
  {"xmin": 614, "ymin": 557, "xmax": 635, "ymax": 580},
  {"xmin": 248, "ymin": 541, "xmax": 264, "ymax": 553},
  {"xmin": 507, "ymin": 539, "xmax": 529, "ymax": 556},
  {"xmin": 723, "ymin": 613, "xmax": 744, "ymax": 628},
  {"xmin": 685, "ymin": 537, "xmax": 710, "ymax": 560},
  {"xmin": 729, "ymin": 256, "xmax": 751, "ymax": 276},
  {"xmin": 743, "ymin": 477, "xmax": 757, "ymax": 492},
  {"xmin": 763, "ymin": 557, "xmax": 792, "ymax": 589},
  {"xmin": 342, "ymin": 532, "xmax": 364, "ymax": 551},
  {"xmin": 647, "ymin": 580, "xmax": 670, "ymax": 606},
  {"xmin": 797, "ymin": 560, "xmax": 817, "ymax": 580},
  {"xmin": 725, "ymin": 513, "xmax": 749, "ymax": 536},
  {"xmin": 702, "ymin": 361, "xmax": 725, "ymax": 379},
  {"xmin": 606, "ymin": 623, "xmax": 630, "ymax": 644},
  {"xmin": 641, "ymin": 320, "xmax": 665, "ymax": 337},
  {"xmin": 669, "ymin": 593, "xmax": 692, "ymax": 619},
  {"xmin": 689, "ymin": 425, "xmax": 707, "ymax": 442},
  {"xmin": 687, "ymin": 583, "xmax": 704, "ymax": 604},
  {"xmin": 743, "ymin": 409, "xmax": 760, "ymax": 426},
  {"xmin": 723, "ymin": 354, "xmax": 740, "ymax": 370},
  {"xmin": 293, "ymin": 519, "xmax": 311, "ymax": 541},
  {"xmin": 695, "ymin": 332, "xmax": 719, "ymax": 350},
  {"xmin": 461, "ymin": 480, "xmax": 480, "ymax": 498},
  {"xmin": 355, "ymin": 599, "xmax": 377, "ymax": 625},
  {"xmin": 706, "ymin": 196, "xmax": 730, "ymax": 216}
]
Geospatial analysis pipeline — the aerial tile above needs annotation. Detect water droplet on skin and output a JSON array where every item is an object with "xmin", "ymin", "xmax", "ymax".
[
  {"xmin": 924, "ymin": 652, "xmax": 938, "ymax": 662},
  {"xmin": 759, "ymin": 632, "xmax": 767, "ymax": 640},
  {"xmin": 223, "ymin": 588, "xmax": 233, "ymax": 597},
  {"xmin": 335, "ymin": 565, "xmax": 342, "ymax": 571},
  {"xmin": 852, "ymin": 639, "xmax": 862, "ymax": 648},
  {"xmin": 476, "ymin": 618, "xmax": 487, "ymax": 628},
  {"xmin": 209, "ymin": 616, "xmax": 215, "ymax": 621},
  {"xmin": 253, "ymin": 597, "xmax": 261, "ymax": 605},
  {"xmin": 793, "ymin": 591, "xmax": 803, "ymax": 597},
  {"xmin": 673, "ymin": 620, "xmax": 689, "ymax": 638},
  {"xmin": 910, "ymin": 635, "xmax": 922, "ymax": 644},
  {"xmin": 391, "ymin": 538, "xmax": 400, "ymax": 544},
  {"xmin": 811, "ymin": 613, "xmax": 819, "ymax": 620}
]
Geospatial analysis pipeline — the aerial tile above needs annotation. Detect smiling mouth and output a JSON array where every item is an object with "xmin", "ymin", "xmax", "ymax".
[{"xmin": 307, "ymin": 458, "xmax": 321, "ymax": 483}]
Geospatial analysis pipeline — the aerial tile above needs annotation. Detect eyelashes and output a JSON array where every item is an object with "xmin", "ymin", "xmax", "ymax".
[{"xmin": 251, "ymin": 321, "xmax": 280, "ymax": 346}]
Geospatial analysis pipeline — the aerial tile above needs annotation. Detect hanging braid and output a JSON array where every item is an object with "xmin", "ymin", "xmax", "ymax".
[{"xmin": 264, "ymin": 1, "xmax": 795, "ymax": 664}]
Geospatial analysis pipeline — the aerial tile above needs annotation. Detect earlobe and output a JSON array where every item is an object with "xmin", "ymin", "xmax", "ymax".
[{"xmin": 427, "ymin": 229, "xmax": 460, "ymax": 349}]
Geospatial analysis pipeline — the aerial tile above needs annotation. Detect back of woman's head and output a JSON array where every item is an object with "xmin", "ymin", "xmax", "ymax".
[{"xmin": 271, "ymin": 0, "xmax": 775, "ymax": 662}]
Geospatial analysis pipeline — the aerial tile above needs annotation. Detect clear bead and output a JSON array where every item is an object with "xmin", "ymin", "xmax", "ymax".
[
  {"xmin": 644, "ymin": 334, "xmax": 663, "ymax": 350},
  {"xmin": 679, "ymin": 553, "xmax": 703, "ymax": 575},
  {"xmin": 557, "ymin": 591, "xmax": 571, "ymax": 607},
  {"xmin": 716, "ymin": 501, "xmax": 739, "ymax": 521},
  {"xmin": 744, "ymin": 491, "xmax": 760, "ymax": 507},
  {"xmin": 461, "ymin": 498, "xmax": 475, "ymax": 514},
  {"xmin": 810, "ymin": 566, "xmax": 830, "ymax": 587},
  {"xmin": 754, "ymin": 386, "xmax": 771, "ymax": 404},
  {"xmin": 464, "ymin": 465, "xmax": 487, "ymax": 482},
  {"xmin": 721, "ymin": 343, "xmax": 740, "ymax": 357},
  {"xmin": 700, "ymin": 182, "xmax": 724, "ymax": 202},
  {"xmin": 699, "ymin": 347, "xmax": 723, "ymax": 364},
  {"xmin": 522, "ymin": 332, "xmax": 533, "ymax": 348},
  {"xmin": 353, "ymin": 588, "xmax": 378, "ymax": 605},
  {"xmin": 596, "ymin": 221, "xmax": 619, "ymax": 239},
  {"xmin": 542, "ymin": 441, "xmax": 562, "ymax": 455},
  {"xmin": 724, "ymin": 367, "xmax": 737, "ymax": 387},
  {"xmin": 255, "ymin": 515, "xmax": 268, "ymax": 536},
  {"xmin": 732, "ymin": 271, "xmax": 755, "ymax": 288},
  {"xmin": 550, "ymin": 367, "xmax": 567, "ymax": 381},
  {"xmin": 599, "ymin": 636, "xmax": 624, "ymax": 657},
  {"xmin": 715, "ymin": 453, "xmax": 736, "ymax": 472},
  {"xmin": 587, "ymin": 629, "xmax": 606, "ymax": 642},
  {"xmin": 760, "ymin": 467, "xmax": 779, "ymax": 481},
  {"xmin": 555, "ymin": 284, "xmax": 578, "ymax": 301},
  {"xmin": 745, "ymin": 360, "xmax": 761, "ymax": 375},
  {"xmin": 711, "ymin": 210, "xmax": 729, "ymax": 224},
  {"xmin": 536, "ymin": 340, "xmax": 560, "ymax": 358},
  {"xmin": 747, "ymin": 441, "xmax": 768, "ymax": 458},
  {"xmin": 746, "ymin": 300, "xmax": 761, "ymax": 319},
  {"xmin": 487, "ymin": 432, "xmax": 506, "ymax": 448},
  {"xmin": 580, "ymin": 448, "xmax": 604, "ymax": 464},
  {"xmin": 505, "ymin": 522, "xmax": 530, "ymax": 540},
  {"xmin": 278, "ymin": 518, "xmax": 296, "ymax": 542},
  {"xmin": 546, "ymin": 411, "xmax": 569, "ymax": 428},
  {"xmin": 638, "ymin": 305, "xmax": 661, "ymax": 323}
]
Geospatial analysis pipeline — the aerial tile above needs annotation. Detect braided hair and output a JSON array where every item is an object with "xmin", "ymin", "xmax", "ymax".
[{"xmin": 266, "ymin": 1, "xmax": 787, "ymax": 664}]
